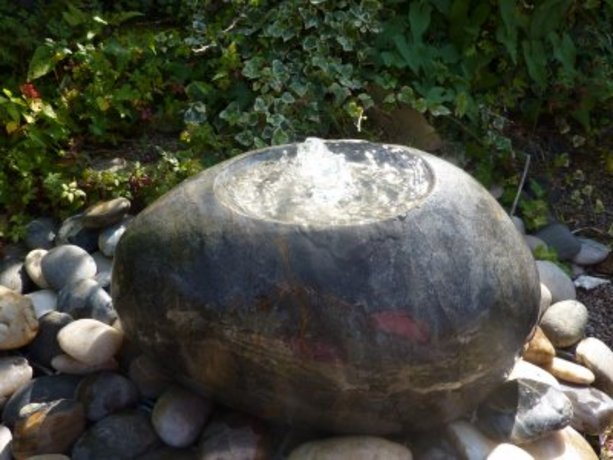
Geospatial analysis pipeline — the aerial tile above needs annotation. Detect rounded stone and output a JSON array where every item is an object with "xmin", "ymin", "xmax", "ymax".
[
  {"xmin": 152, "ymin": 385, "xmax": 213, "ymax": 448},
  {"xmin": 199, "ymin": 411, "xmax": 270, "ymax": 459},
  {"xmin": 57, "ymin": 318, "xmax": 124, "ymax": 366},
  {"xmin": 0, "ymin": 286, "xmax": 39, "ymax": 350},
  {"xmin": 1, "ymin": 375, "xmax": 82, "ymax": 429},
  {"xmin": 24, "ymin": 249, "xmax": 50, "ymax": 289},
  {"xmin": 91, "ymin": 252, "xmax": 112, "ymax": 288},
  {"xmin": 51, "ymin": 354, "xmax": 118, "ymax": 375},
  {"xmin": 26, "ymin": 311, "xmax": 73, "ymax": 368},
  {"xmin": 97, "ymin": 217, "xmax": 131, "ymax": 258},
  {"xmin": 522, "ymin": 426, "xmax": 598, "ymax": 460},
  {"xmin": 573, "ymin": 237, "xmax": 611, "ymax": 266},
  {"xmin": 0, "ymin": 261, "xmax": 34, "ymax": 294},
  {"xmin": 24, "ymin": 217, "xmax": 58, "ymax": 250},
  {"xmin": 542, "ymin": 357, "xmax": 595, "ymax": 385},
  {"xmin": 0, "ymin": 356, "xmax": 33, "ymax": 398},
  {"xmin": 25, "ymin": 289, "xmax": 58, "ymax": 319},
  {"xmin": 76, "ymin": 371, "xmax": 140, "ymax": 421},
  {"xmin": 71, "ymin": 410, "xmax": 160, "ymax": 460},
  {"xmin": 40, "ymin": 245, "xmax": 97, "ymax": 292},
  {"xmin": 539, "ymin": 300, "xmax": 588, "ymax": 348},
  {"xmin": 524, "ymin": 235, "xmax": 548, "ymax": 254},
  {"xmin": 535, "ymin": 223, "xmax": 581, "ymax": 261},
  {"xmin": 507, "ymin": 360, "xmax": 560, "ymax": 390},
  {"xmin": 536, "ymin": 261, "xmax": 576, "ymax": 303},
  {"xmin": 0, "ymin": 424, "xmax": 11, "ymax": 460},
  {"xmin": 475, "ymin": 378, "xmax": 573, "ymax": 444},
  {"xmin": 113, "ymin": 140, "xmax": 540, "ymax": 433},
  {"xmin": 11, "ymin": 399, "xmax": 86, "ymax": 459},
  {"xmin": 82, "ymin": 197, "xmax": 131, "ymax": 229},
  {"xmin": 288, "ymin": 436, "xmax": 413, "ymax": 460},
  {"xmin": 57, "ymin": 278, "xmax": 115, "ymax": 324},
  {"xmin": 55, "ymin": 215, "xmax": 100, "ymax": 253},
  {"xmin": 539, "ymin": 283, "xmax": 552, "ymax": 318},
  {"xmin": 575, "ymin": 337, "xmax": 613, "ymax": 397},
  {"xmin": 522, "ymin": 326, "xmax": 555, "ymax": 365}
]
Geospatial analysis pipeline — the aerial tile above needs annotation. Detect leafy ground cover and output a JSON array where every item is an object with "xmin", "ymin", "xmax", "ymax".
[{"xmin": 0, "ymin": 0, "xmax": 611, "ymax": 245}]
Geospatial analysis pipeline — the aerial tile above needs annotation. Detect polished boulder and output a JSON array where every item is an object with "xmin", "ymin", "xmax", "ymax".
[{"xmin": 113, "ymin": 139, "xmax": 540, "ymax": 433}]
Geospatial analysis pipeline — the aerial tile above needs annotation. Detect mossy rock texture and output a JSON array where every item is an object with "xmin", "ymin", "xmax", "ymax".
[{"xmin": 113, "ymin": 140, "xmax": 540, "ymax": 434}]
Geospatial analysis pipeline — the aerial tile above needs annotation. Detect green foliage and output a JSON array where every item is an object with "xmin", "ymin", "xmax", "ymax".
[
  {"xmin": 0, "ymin": 1, "xmax": 199, "ymax": 240},
  {"xmin": 179, "ymin": 0, "xmax": 386, "ymax": 152},
  {"xmin": 0, "ymin": 0, "xmax": 611, "ymax": 241},
  {"xmin": 374, "ymin": 0, "xmax": 612, "ymax": 184}
]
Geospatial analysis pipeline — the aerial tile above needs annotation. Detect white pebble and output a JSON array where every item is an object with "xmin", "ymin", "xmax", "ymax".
[{"xmin": 57, "ymin": 318, "xmax": 124, "ymax": 366}]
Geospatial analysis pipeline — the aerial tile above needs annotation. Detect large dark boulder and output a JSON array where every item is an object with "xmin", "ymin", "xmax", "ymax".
[{"xmin": 112, "ymin": 140, "xmax": 540, "ymax": 434}]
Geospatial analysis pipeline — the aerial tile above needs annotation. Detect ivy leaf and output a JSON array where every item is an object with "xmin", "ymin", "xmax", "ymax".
[{"xmin": 28, "ymin": 44, "xmax": 70, "ymax": 81}]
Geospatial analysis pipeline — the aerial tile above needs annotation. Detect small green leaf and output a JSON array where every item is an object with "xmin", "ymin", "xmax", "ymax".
[{"xmin": 28, "ymin": 44, "xmax": 69, "ymax": 81}]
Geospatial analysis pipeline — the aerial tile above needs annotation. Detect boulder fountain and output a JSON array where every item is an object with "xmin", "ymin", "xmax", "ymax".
[{"xmin": 112, "ymin": 138, "xmax": 540, "ymax": 434}]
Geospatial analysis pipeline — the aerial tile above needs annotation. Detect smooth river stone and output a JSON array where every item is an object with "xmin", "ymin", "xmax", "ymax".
[
  {"xmin": 0, "ymin": 261, "xmax": 34, "ymax": 294},
  {"xmin": 559, "ymin": 383, "xmax": 613, "ymax": 435},
  {"xmin": 152, "ymin": 385, "xmax": 213, "ymax": 448},
  {"xmin": 51, "ymin": 354, "xmax": 118, "ymax": 375},
  {"xmin": 199, "ymin": 412, "xmax": 271, "ymax": 460},
  {"xmin": 522, "ymin": 426, "xmax": 598, "ymax": 459},
  {"xmin": 0, "ymin": 356, "xmax": 33, "ymax": 398},
  {"xmin": 71, "ymin": 410, "xmax": 161, "ymax": 460},
  {"xmin": 524, "ymin": 235, "xmax": 547, "ymax": 253},
  {"xmin": 540, "ymin": 300, "xmax": 588, "ymax": 348},
  {"xmin": 77, "ymin": 371, "xmax": 139, "ymax": 421},
  {"xmin": 57, "ymin": 278, "xmax": 115, "ymax": 324},
  {"xmin": 542, "ymin": 357, "xmax": 595, "ymax": 385},
  {"xmin": 288, "ymin": 436, "xmax": 413, "ymax": 460},
  {"xmin": 57, "ymin": 318, "xmax": 124, "ymax": 366},
  {"xmin": 91, "ymin": 252, "xmax": 112, "ymax": 286},
  {"xmin": 98, "ymin": 217, "xmax": 131, "ymax": 257},
  {"xmin": 55, "ymin": 215, "xmax": 99, "ymax": 253},
  {"xmin": 535, "ymin": 223, "xmax": 581, "ymax": 261},
  {"xmin": 82, "ymin": 197, "xmax": 131, "ymax": 229},
  {"xmin": 536, "ymin": 261, "xmax": 576, "ymax": 303},
  {"xmin": 114, "ymin": 141, "xmax": 541, "ymax": 433},
  {"xmin": 487, "ymin": 443, "xmax": 534, "ymax": 459},
  {"xmin": 1, "ymin": 375, "xmax": 81, "ymax": 429},
  {"xmin": 11, "ymin": 399, "xmax": 86, "ymax": 459},
  {"xmin": 24, "ymin": 249, "xmax": 50, "ymax": 289},
  {"xmin": 573, "ymin": 237, "xmax": 610, "ymax": 266},
  {"xmin": 0, "ymin": 425, "xmax": 11, "ymax": 460},
  {"xmin": 24, "ymin": 217, "xmax": 58, "ymax": 250},
  {"xmin": 26, "ymin": 311, "xmax": 73, "ymax": 369},
  {"xmin": 25, "ymin": 289, "xmax": 58, "ymax": 319},
  {"xmin": 445, "ymin": 420, "xmax": 496, "ymax": 459},
  {"xmin": 40, "ymin": 245, "xmax": 97, "ymax": 291},
  {"xmin": 522, "ymin": 326, "xmax": 555, "ymax": 365},
  {"xmin": 539, "ymin": 283, "xmax": 552, "ymax": 318},
  {"xmin": 0, "ymin": 286, "xmax": 39, "ymax": 350},
  {"xmin": 475, "ymin": 378, "xmax": 572, "ymax": 444},
  {"xmin": 575, "ymin": 337, "xmax": 613, "ymax": 397},
  {"xmin": 508, "ymin": 360, "xmax": 560, "ymax": 389}
]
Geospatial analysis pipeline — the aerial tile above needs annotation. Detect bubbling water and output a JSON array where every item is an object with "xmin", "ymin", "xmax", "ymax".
[{"xmin": 215, "ymin": 138, "xmax": 434, "ymax": 225}]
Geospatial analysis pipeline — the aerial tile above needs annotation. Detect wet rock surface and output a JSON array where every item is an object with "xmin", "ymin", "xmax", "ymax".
[
  {"xmin": 0, "ymin": 161, "xmax": 610, "ymax": 458},
  {"xmin": 113, "ymin": 141, "xmax": 540, "ymax": 433}
]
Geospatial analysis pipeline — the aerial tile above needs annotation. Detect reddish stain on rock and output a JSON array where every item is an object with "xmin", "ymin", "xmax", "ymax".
[{"xmin": 370, "ymin": 310, "xmax": 430, "ymax": 343}]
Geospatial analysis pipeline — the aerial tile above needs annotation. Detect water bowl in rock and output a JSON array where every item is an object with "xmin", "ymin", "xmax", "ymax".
[{"xmin": 112, "ymin": 138, "xmax": 540, "ymax": 434}]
